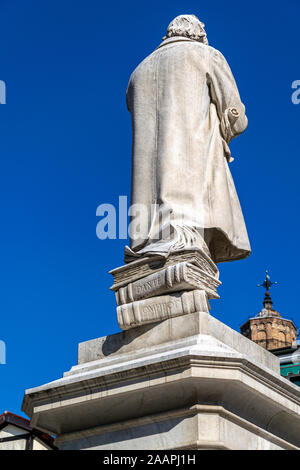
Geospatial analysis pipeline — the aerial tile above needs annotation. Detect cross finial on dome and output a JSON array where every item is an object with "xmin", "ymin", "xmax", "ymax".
[
  {"xmin": 257, "ymin": 270, "xmax": 278, "ymax": 309},
  {"xmin": 257, "ymin": 270, "xmax": 278, "ymax": 292}
]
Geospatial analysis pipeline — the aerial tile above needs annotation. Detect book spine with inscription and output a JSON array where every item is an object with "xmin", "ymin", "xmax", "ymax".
[
  {"xmin": 117, "ymin": 289, "xmax": 209, "ymax": 330},
  {"xmin": 115, "ymin": 262, "xmax": 220, "ymax": 305},
  {"xmin": 110, "ymin": 249, "xmax": 219, "ymax": 289}
]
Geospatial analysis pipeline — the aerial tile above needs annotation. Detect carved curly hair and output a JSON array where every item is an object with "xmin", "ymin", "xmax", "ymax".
[{"xmin": 163, "ymin": 15, "xmax": 208, "ymax": 45}]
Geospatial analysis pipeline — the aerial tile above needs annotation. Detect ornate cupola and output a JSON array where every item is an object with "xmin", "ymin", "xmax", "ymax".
[{"xmin": 240, "ymin": 271, "xmax": 298, "ymax": 351}]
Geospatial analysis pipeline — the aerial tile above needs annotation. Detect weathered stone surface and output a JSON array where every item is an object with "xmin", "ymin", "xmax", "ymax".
[
  {"xmin": 76, "ymin": 311, "xmax": 279, "ymax": 373},
  {"xmin": 22, "ymin": 313, "xmax": 300, "ymax": 449},
  {"xmin": 241, "ymin": 316, "xmax": 298, "ymax": 351},
  {"xmin": 111, "ymin": 249, "xmax": 220, "ymax": 328},
  {"xmin": 110, "ymin": 249, "xmax": 218, "ymax": 290},
  {"xmin": 240, "ymin": 287, "xmax": 298, "ymax": 352},
  {"xmin": 115, "ymin": 261, "xmax": 220, "ymax": 306},
  {"xmin": 117, "ymin": 289, "xmax": 209, "ymax": 330},
  {"xmin": 56, "ymin": 405, "xmax": 296, "ymax": 450},
  {"xmin": 125, "ymin": 14, "xmax": 251, "ymax": 263},
  {"xmin": 108, "ymin": 14, "xmax": 252, "ymax": 328}
]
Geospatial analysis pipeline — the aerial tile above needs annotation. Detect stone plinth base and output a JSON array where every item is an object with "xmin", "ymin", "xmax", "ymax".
[{"xmin": 22, "ymin": 313, "xmax": 300, "ymax": 450}]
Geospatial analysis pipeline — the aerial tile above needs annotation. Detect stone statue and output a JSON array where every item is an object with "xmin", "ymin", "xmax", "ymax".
[
  {"xmin": 125, "ymin": 14, "xmax": 250, "ymax": 264},
  {"xmin": 110, "ymin": 15, "xmax": 251, "ymax": 330}
]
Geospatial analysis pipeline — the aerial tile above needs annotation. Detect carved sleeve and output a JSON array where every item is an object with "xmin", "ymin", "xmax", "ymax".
[{"xmin": 208, "ymin": 48, "xmax": 248, "ymax": 143}]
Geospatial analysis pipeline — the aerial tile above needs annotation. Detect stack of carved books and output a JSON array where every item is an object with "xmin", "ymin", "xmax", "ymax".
[{"xmin": 110, "ymin": 250, "xmax": 221, "ymax": 330}]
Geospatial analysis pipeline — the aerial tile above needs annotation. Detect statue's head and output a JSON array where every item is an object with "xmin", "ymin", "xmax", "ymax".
[{"xmin": 163, "ymin": 15, "xmax": 208, "ymax": 45}]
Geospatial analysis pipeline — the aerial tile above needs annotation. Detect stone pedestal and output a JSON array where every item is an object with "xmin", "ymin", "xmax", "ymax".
[{"xmin": 22, "ymin": 312, "xmax": 300, "ymax": 450}]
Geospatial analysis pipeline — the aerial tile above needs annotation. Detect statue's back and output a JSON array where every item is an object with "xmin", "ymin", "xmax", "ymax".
[{"xmin": 125, "ymin": 19, "xmax": 250, "ymax": 266}]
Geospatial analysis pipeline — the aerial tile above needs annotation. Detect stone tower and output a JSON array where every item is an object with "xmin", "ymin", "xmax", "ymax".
[{"xmin": 240, "ymin": 271, "xmax": 298, "ymax": 351}]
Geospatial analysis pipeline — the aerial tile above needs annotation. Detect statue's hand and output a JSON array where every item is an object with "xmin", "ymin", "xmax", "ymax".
[
  {"xmin": 221, "ymin": 108, "xmax": 244, "ymax": 144},
  {"xmin": 221, "ymin": 108, "xmax": 240, "ymax": 143},
  {"xmin": 228, "ymin": 107, "xmax": 240, "ymax": 124},
  {"xmin": 220, "ymin": 108, "xmax": 241, "ymax": 162}
]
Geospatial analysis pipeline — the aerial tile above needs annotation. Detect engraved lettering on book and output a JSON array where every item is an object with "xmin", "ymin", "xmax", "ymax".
[
  {"xmin": 115, "ymin": 262, "xmax": 220, "ymax": 305},
  {"xmin": 117, "ymin": 290, "xmax": 209, "ymax": 330},
  {"xmin": 110, "ymin": 250, "xmax": 218, "ymax": 289}
]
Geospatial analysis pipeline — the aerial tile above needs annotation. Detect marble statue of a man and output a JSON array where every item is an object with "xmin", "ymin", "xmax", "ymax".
[{"xmin": 125, "ymin": 14, "xmax": 251, "ymax": 265}]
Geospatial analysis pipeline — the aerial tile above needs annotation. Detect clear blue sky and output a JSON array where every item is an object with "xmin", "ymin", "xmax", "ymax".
[{"xmin": 0, "ymin": 0, "xmax": 299, "ymax": 416}]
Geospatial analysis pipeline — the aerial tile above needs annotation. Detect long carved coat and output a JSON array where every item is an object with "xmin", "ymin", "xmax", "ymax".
[{"xmin": 125, "ymin": 36, "xmax": 251, "ymax": 264}]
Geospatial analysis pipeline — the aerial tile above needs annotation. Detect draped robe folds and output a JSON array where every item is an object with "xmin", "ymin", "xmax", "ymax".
[{"xmin": 125, "ymin": 36, "xmax": 251, "ymax": 264}]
